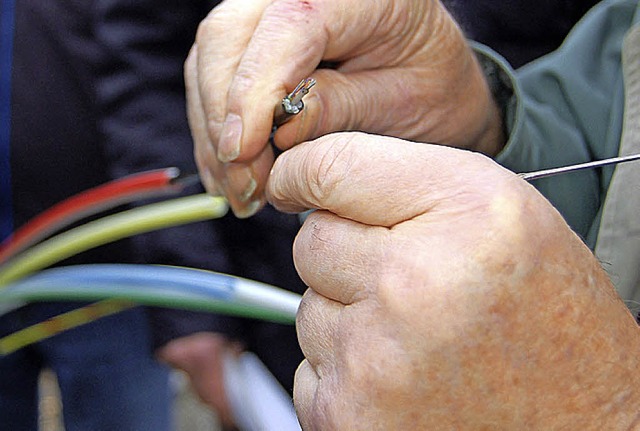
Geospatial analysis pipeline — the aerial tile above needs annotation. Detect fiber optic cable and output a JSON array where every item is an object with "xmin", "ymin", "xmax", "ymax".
[
  {"xmin": 0, "ymin": 299, "xmax": 132, "ymax": 355},
  {"xmin": 0, "ymin": 193, "xmax": 228, "ymax": 286},
  {"xmin": 0, "ymin": 167, "xmax": 197, "ymax": 264},
  {"xmin": 0, "ymin": 193, "xmax": 227, "ymax": 353},
  {"xmin": 0, "ymin": 264, "xmax": 301, "ymax": 354}
]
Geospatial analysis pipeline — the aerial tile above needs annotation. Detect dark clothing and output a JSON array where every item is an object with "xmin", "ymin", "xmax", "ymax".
[
  {"xmin": 0, "ymin": 303, "xmax": 172, "ymax": 431},
  {"xmin": 3, "ymin": 1, "xmax": 171, "ymax": 429},
  {"xmin": 443, "ymin": 0, "xmax": 600, "ymax": 67}
]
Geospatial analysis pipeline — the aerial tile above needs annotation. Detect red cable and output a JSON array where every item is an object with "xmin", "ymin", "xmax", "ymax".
[{"xmin": 0, "ymin": 168, "xmax": 189, "ymax": 264}]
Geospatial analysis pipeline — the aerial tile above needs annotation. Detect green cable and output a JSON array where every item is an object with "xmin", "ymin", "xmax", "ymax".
[
  {"xmin": 0, "ymin": 299, "xmax": 133, "ymax": 355},
  {"xmin": 0, "ymin": 194, "xmax": 228, "ymax": 286},
  {"xmin": 0, "ymin": 289, "xmax": 296, "ymax": 324}
]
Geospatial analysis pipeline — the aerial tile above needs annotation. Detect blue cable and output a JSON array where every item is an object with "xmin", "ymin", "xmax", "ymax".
[
  {"xmin": 0, "ymin": 0, "xmax": 15, "ymax": 242},
  {"xmin": 0, "ymin": 264, "xmax": 300, "ymax": 323},
  {"xmin": 14, "ymin": 264, "xmax": 237, "ymax": 300}
]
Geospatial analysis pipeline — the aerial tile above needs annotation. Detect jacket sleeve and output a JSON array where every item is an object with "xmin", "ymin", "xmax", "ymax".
[
  {"xmin": 91, "ymin": 0, "xmax": 248, "ymax": 349},
  {"xmin": 493, "ymin": 0, "xmax": 635, "ymax": 244}
]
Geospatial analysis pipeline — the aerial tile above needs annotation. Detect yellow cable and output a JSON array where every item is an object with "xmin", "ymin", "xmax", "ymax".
[
  {"xmin": 0, "ymin": 194, "xmax": 227, "ymax": 286},
  {"xmin": 0, "ymin": 299, "xmax": 132, "ymax": 355}
]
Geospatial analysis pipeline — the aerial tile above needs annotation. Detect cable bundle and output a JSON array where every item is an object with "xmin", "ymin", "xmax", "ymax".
[{"xmin": 0, "ymin": 168, "xmax": 301, "ymax": 355}]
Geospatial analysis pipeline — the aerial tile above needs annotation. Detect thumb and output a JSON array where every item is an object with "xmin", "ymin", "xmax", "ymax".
[{"xmin": 266, "ymin": 132, "xmax": 504, "ymax": 227}]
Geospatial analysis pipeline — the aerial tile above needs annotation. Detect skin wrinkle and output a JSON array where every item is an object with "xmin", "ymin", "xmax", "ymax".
[
  {"xmin": 258, "ymin": 0, "xmax": 326, "ymax": 67},
  {"xmin": 325, "ymin": 73, "xmax": 367, "ymax": 134},
  {"xmin": 321, "ymin": 3, "xmax": 388, "ymax": 64},
  {"xmin": 354, "ymin": 2, "xmax": 430, "ymax": 68},
  {"xmin": 309, "ymin": 69, "xmax": 421, "ymax": 140},
  {"xmin": 380, "ymin": 69, "xmax": 429, "ymax": 135},
  {"xmin": 421, "ymin": 59, "xmax": 498, "ymax": 151},
  {"xmin": 376, "ymin": 165, "xmax": 632, "ymax": 426},
  {"xmin": 195, "ymin": 9, "xmax": 242, "ymax": 123},
  {"xmin": 305, "ymin": 135, "xmax": 356, "ymax": 210},
  {"xmin": 296, "ymin": 292, "xmax": 336, "ymax": 372},
  {"xmin": 361, "ymin": 70, "xmax": 422, "ymax": 135}
]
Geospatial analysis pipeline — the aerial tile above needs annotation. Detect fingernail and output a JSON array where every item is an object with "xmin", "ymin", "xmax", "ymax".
[
  {"xmin": 226, "ymin": 165, "xmax": 257, "ymax": 203},
  {"xmin": 233, "ymin": 199, "xmax": 264, "ymax": 219},
  {"xmin": 218, "ymin": 113, "xmax": 242, "ymax": 163}
]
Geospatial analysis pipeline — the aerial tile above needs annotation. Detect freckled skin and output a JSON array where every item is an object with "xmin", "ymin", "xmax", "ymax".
[{"xmin": 267, "ymin": 134, "xmax": 640, "ymax": 430}]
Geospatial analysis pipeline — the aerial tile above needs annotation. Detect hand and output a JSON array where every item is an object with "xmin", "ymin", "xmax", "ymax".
[
  {"xmin": 186, "ymin": 0, "xmax": 504, "ymax": 217},
  {"xmin": 157, "ymin": 332, "xmax": 242, "ymax": 429},
  {"xmin": 266, "ymin": 132, "xmax": 640, "ymax": 430}
]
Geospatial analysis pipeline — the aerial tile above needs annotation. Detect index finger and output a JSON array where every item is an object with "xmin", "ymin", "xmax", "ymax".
[
  {"xmin": 199, "ymin": 0, "xmax": 415, "ymax": 164},
  {"xmin": 195, "ymin": 0, "xmax": 273, "ymax": 162}
]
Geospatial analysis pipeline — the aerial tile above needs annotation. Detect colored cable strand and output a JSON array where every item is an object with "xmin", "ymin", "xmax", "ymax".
[
  {"xmin": 0, "ymin": 299, "xmax": 132, "ymax": 356},
  {"xmin": 0, "ymin": 193, "xmax": 228, "ymax": 286},
  {"xmin": 0, "ymin": 167, "xmax": 198, "ymax": 264},
  {"xmin": 0, "ymin": 264, "xmax": 301, "ymax": 354},
  {"xmin": 0, "ymin": 191, "xmax": 226, "ymax": 355}
]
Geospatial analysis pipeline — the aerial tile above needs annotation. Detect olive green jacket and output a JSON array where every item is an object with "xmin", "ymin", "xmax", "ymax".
[{"xmin": 491, "ymin": 0, "xmax": 640, "ymax": 301}]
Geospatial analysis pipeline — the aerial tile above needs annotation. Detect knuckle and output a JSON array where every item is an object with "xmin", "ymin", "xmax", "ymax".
[
  {"xmin": 226, "ymin": 67, "xmax": 257, "ymax": 103},
  {"xmin": 303, "ymin": 134, "xmax": 359, "ymax": 204},
  {"xmin": 183, "ymin": 47, "xmax": 197, "ymax": 83},
  {"xmin": 194, "ymin": 19, "xmax": 213, "ymax": 48},
  {"xmin": 195, "ymin": 6, "xmax": 228, "ymax": 44}
]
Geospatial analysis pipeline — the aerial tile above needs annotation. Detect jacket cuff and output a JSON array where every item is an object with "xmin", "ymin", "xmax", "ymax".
[{"xmin": 471, "ymin": 42, "xmax": 524, "ymax": 167}]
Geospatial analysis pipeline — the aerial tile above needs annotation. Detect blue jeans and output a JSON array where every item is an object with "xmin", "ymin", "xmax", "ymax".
[{"xmin": 0, "ymin": 303, "xmax": 171, "ymax": 431}]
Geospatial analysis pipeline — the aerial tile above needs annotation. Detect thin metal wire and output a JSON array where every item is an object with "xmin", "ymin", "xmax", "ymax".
[
  {"xmin": 518, "ymin": 153, "xmax": 640, "ymax": 181},
  {"xmin": 287, "ymin": 77, "xmax": 316, "ymax": 107}
]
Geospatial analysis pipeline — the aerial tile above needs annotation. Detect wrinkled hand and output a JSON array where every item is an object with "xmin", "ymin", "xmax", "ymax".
[
  {"xmin": 186, "ymin": 0, "xmax": 503, "ymax": 217},
  {"xmin": 157, "ymin": 332, "xmax": 242, "ymax": 429},
  {"xmin": 266, "ymin": 132, "xmax": 640, "ymax": 430}
]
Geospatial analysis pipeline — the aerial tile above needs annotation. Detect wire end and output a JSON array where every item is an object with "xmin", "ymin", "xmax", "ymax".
[
  {"xmin": 273, "ymin": 78, "xmax": 317, "ymax": 128},
  {"xmin": 280, "ymin": 77, "xmax": 317, "ymax": 117}
]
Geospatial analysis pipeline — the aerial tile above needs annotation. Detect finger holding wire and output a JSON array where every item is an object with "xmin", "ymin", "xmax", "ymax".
[
  {"xmin": 190, "ymin": 0, "xmax": 502, "ymax": 217},
  {"xmin": 271, "ymin": 67, "xmax": 485, "ymax": 151}
]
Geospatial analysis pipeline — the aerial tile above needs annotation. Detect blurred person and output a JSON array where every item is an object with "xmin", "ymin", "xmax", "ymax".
[
  {"xmin": 186, "ymin": 0, "xmax": 640, "ymax": 428},
  {"xmin": 0, "ymin": 1, "xmax": 171, "ymax": 430}
]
